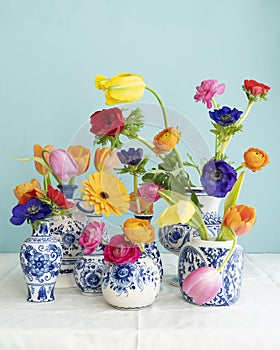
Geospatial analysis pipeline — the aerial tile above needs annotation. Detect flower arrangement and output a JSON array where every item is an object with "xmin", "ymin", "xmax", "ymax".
[
  {"xmin": 89, "ymin": 72, "xmax": 271, "ymax": 304},
  {"xmin": 10, "ymin": 144, "xmax": 91, "ymax": 229}
]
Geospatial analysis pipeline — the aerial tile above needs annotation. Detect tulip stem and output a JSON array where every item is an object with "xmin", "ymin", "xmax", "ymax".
[
  {"xmin": 133, "ymin": 174, "xmax": 141, "ymax": 214},
  {"xmin": 145, "ymin": 86, "xmax": 169, "ymax": 128},
  {"xmin": 217, "ymin": 233, "xmax": 237, "ymax": 272},
  {"xmin": 41, "ymin": 150, "xmax": 63, "ymax": 185}
]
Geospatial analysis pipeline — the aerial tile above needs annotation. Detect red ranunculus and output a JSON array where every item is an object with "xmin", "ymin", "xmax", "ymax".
[
  {"xmin": 244, "ymin": 79, "xmax": 271, "ymax": 97},
  {"xmin": 90, "ymin": 108, "xmax": 125, "ymax": 137},
  {"xmin": 47, "ymin": 185, "xmax": 75, "ymax": 209}
]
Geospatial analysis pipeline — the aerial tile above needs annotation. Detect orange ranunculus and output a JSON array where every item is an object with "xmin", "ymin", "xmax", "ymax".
[
  {"xmin": 94, "ymin": 147, "xmax": 119, "ymax": 172},
  {"xmin": 222, "ymin": 204, "xmax": 256, "ymax": 236},
  {"xmin": 242, "ymin": 147, "xmax": 269, "ymax": 172},
  {"xmin": 153, "ymin": 127, "xmax": 181, "ymax": 154},
  {"xmin": 123, "ymin": 218, "xmax": 155, "ymax": 243},
  {"xmin": 129, "ymin": 192, "xmax": 153, "ymax": 215},
  {"xmin": 13, "ymin": 179, "xmax": 43, "ymax": 204},
  {"xmin": 33, "ymin": 144, "xmax": 55, "ymax": 175},
  {"xmin": 67, "ymin": 145, "xmax": 91, "ymax": 176}
]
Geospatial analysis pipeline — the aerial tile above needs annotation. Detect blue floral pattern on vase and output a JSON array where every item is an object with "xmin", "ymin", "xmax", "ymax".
[
  {"xmin": 19, "ymin": 222, "xmax": 62, "ymax": 303},
  {"xmin": 178, "ymin": 238, "xmax": 244, "ymax": 306},
  {"xmin": 144, "ymin": 241, "xmax": 163, "ymax": 281},
  {"xmin": 101, "ymin": 255, "xmax": 161, "ymax": 309}
]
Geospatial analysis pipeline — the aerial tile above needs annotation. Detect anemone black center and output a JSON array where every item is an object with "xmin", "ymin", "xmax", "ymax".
[
  {"xmin": 210, "ymin": 169, "xmax": 224, "ymax": 182},
  {"xmin": 221, "ymin": 114, "xmax": 232, "ymax": 122},
  {"xmin": 27, "ymin": 205, "xmax": 39, "ymax": 215},
  {"xmin": 100, "ymin": 191, "xmax": 109, "ymax": 199}
]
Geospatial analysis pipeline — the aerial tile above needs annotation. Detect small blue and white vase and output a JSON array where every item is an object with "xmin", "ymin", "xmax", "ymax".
[
  {"xmin": 101, "ymin": 255, "xmax": 161, "ymax": 309},
  {"xmin": 159, "ymin": 188, "xmax": 222, "ymax": 255},
  {"xmin": 178, "ymin": 238, "xmax": 244, "ymax": 306},
  {"xmin": 19, "ymin": 221, "xmax": 62, "ymax": 303},
  {"xmin": 50, "ymin": 185, "xmax": 87, "ymax": 288},
  {"xmin": 73, "ymin": 213, "xmax": 109, "ymax": 295}
]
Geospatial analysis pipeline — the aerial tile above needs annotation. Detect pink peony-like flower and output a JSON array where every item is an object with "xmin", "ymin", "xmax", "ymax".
[
  {"xmin": 103, "ymin": 234, "xmax": 141, "ymax": 264},
  {"xmin": 138, "ymin": 183, "xmax": 164, "ymax": 203},
  {"xmin": 79, "ymin": 221, "xmax": 106, "ymax": 254},
  {"xmin": 194, "ymin": 79, "xmax": 225, "ymax": 109},
  {"xmin": 182, "ymin": 266, "xmax": 222, "ymax": 305}
]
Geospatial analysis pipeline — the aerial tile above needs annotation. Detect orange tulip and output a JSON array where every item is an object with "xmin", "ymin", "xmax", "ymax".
[
  {"xmin": 153, "ymin": 127, "xmax": 181, "ymax": 154},
  {"xmin": 94, "ymin": 147, "xmax": 119, "ymax": 172},
  {"xmin": 123, "ymin": 218, "xmax": 155, "ymax": 243},
  {"xmin": 67, "ymin": 145, "xmax": 91, "ymax": 176},
  {"xmin": 33, "ymin": 144, "xmax": 54, "ymax": 175},
  {"xmin": 242, "ymin": 147, "xmax": 269, "ymax": 172},
  {"xmin": 222, "ymin": 204, "xmax": 256, "ymax": 236},
  {"xmin": 13, "ymin": 179, "xmax": 43, "ymax": 204}
]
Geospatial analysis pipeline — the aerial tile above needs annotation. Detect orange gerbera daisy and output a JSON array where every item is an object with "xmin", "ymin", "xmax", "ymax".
[{"xmin": 80, "ymin": 172, "xmax": 130, "ymax": 216}]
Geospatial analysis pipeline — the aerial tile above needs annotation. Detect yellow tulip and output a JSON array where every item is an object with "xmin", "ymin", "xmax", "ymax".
[
  {"xmin": 95, "ymin": 73, "xmax": 145, "ymax": 105},
  {"xmin": 156, "ymin": 200, "xmax": 195, "ymax": 227},
  {"xmin": 67, "ymin": 145, "xmax": 91, "ymax": 176}
]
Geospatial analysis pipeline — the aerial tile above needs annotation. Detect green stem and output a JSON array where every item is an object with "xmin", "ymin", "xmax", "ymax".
[
  {"xmin": 135, "ymin": 135, "xmax": 165, "ymax": 160},
  {"xmin": 145, "ymin": 86, "xmax": 169, "ymax": 128},
  {"xmin": 212, "ymin": 97, "xmax": 218, "ymax": 110},
  {"xmin": 173, "ymin": 147, "xmax": 184, "ymax": 168},
  {"xmin": 41, "ymin": 150, "xmax": 63, "ymax": 185},
  {"xmin": 217, "ymin": 235, "xmax": 237, "ymax": 272},
  {"xmin": 235, "ymin": 165, "xmax": 243, "ymax": 172},
  {"xmin": 133, "ymin": 173, "xmax": 141, "ymax": 214}
]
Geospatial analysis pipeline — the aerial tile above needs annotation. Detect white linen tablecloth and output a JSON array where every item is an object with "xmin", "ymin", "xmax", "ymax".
[{"xmin": 0, "ymin": 253, "xmax": 280, "ymax": 350}]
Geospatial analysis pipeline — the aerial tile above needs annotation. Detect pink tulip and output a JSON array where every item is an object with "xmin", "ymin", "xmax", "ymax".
[
  {"xmin": 49, "ymin": 149, "xmax": 78, "ymax": 183},
  {"xmin": 182, "ymin": 266, "xmax": 222, "ymax": 305}
]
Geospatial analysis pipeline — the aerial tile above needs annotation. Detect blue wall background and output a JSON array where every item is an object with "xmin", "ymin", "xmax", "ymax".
[{"xmin": 0, "ymin": 0, "xmax": 279, "ymax": 253}]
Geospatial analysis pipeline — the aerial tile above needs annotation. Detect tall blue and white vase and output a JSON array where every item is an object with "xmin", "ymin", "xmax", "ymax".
[
  {"xmin": 73, "ymin": 211, "xmax": 109, "ymax": 295},
  {"xmin": 134, "ymin": 214, "xmax": 163, "ymax": 282},
  {"xmin": 50, "ymin": 185, "xmax": 86, "ymax": 288},
  {"xmin": 19, "ymin": 221, "xmax": 62, "ymax": 303},
  {"xmin": 101, "ymin": 255, "xmax": 161, "ymax": 309},
  {"xmin": 178, "ymin": 238, "xmax": 244, "ymax": 306}
]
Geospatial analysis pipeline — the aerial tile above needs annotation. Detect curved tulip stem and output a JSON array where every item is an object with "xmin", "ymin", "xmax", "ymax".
[
  {"xmin": 145, "ymin": 86, "xmax": 169, "ymax": 128},
  {"xmin": 41, "ymin": 150, "xmax": 63, "ymax": 185},
  {"xmin": 217, "ymin": 234, "xmax": 237, "ymax": 272}
]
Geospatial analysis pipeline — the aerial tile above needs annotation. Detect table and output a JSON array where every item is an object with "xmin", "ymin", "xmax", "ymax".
[{"xmin": 0, "ymin": 253, "xmax": 280, "ymax": 350}]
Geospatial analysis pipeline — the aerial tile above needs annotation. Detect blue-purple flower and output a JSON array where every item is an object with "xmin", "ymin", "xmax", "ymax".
[
  {"xmin": 117, "ymin": 148, "xmax": 143, "ymax": 165},
  {"xmin": 10, "ymin": 197, "xmax": 52, "ymax": 225},
  {"xmin": 200, "ymin": 159, "xmax": 237, "ymax": 198},
  {"xmin": 209, "ymin": 106, "xmax": 243, "ymax": 126}
]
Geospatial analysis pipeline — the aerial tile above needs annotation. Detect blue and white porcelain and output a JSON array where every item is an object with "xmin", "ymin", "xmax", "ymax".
[
  {"xmin": 159, "ymin": 188, "xmax": 222, "ymax": 255},
  {"xmin": 19, "ymin": 221, "xmax": 62, "ymax": 303},
  {"xmin": 101, "ymin": 255, "xmax": 161, "ymax": 309},
  {"xmin": 178, "ymin": 238, "xmax": 244, "ymax": 306}
]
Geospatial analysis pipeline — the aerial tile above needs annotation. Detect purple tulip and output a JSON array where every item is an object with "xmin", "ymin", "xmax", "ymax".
[
  {"xmin": 49, "ymin": 149, "xmax": 78, "ymax": 183},
  {"xmin": 182, "ymin": 266, "xmax": 222, "ymax": 305}
]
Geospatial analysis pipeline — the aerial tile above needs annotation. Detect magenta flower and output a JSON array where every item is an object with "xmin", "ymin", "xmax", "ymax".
[
  {"xmin": 138, "ymin": 183, "xmax": 164, "ymax": 203},
  {"xmin": 49, "ymin": 149, "xmax": 78, "ymax": 183},
  {"xmin": 103, "ymin": 234, "xmax": 141, "ymax": 264},
  {"xmin": 182, "ymin": 266, "xmax": 222, "ymax": 305},
  {"xmin": 79, "ymin": 221, "xmax": 106, "ymax": 254},
  {"xmin": 194, "ymin": 79, "xmax": 226, "ymax": 108}
]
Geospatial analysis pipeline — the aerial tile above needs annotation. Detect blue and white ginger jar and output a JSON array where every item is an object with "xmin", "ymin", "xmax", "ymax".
[{"xmin": 19, "ymin": 221, "xmax": 62, "ymax": 302}]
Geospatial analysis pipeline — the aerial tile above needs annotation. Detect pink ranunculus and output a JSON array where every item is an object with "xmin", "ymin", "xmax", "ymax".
[
  {"xmin": 79, "ymin": 221, "xmax": 106, "ymax": 254},
  {"xmin": 49, "ymin": 149, "xmax": 78, "ymax": 183},
  {"xmin": 194, "ymin": 79, "xmax": 225, "ymax": 109},
  {"xmin": 103, "ymin": 234, "xmax": 141, "ymax": 264},
  {"xmin": 138, "ymin": 183, "xmax": 164, "ymax": 203},
  {"xmin": 182, "ymin": 266, "xmax": 222, "ymax": 305}
]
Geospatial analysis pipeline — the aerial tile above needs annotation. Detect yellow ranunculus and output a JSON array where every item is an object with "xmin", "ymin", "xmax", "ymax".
[
  {"xmin": 95, "ymin": 73, "xmax": 145, "ymax": 105},
  {"xmin": 242, "ymin": 147, "xmax": 269, "ymax": 172},
  {"xmin": 153, "ymin": 127, "xmax": 181, "ymax": 154},
  {"xmin": 155, "ymin": 200, "xmax": 195, "ymax": 227}
]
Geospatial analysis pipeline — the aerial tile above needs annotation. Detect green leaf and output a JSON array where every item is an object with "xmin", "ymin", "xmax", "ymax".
[
  {"xmin": 224, "ymin": 171, "xmax": 245, "ymax": 212},
  {"xmin": 157, "ymin": 190, "xmax": 188, "ymax": 205}
]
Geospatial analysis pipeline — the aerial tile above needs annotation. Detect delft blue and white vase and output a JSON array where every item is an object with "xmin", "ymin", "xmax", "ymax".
[
  {"xmin": 101, "ymin": 255, "xmax": 161, "ymax": 309},
  {"xmin": 73, "ymin": 212, "xmax": 109, "ymax": 295},
  {"xmin": 159, "ymin": 188, "xmax": 222, "ymax": 255},
  {"xmin": 50, "ymin": 185, "xmax": 87, "ymax": 288},
  {"xmin": 19, "ymin": 221, "xmax": 62, "ymax": 303},
  {"xmin": 178, "ymin": 238, "xmax": 244, "ymax": 306}
]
